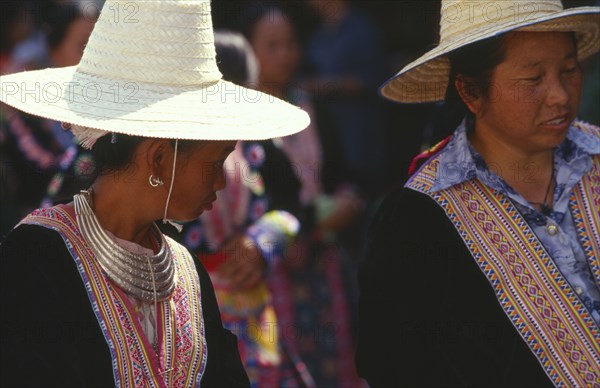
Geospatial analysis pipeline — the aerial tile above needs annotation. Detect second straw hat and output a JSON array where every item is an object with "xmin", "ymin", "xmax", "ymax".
[
  {"xmin": 0, "ymin": 0, "xmax": 310, "ymax": 141},
  {"xmin": 380, "ymin": 0, "xmax": 600, "ymax": 103}
]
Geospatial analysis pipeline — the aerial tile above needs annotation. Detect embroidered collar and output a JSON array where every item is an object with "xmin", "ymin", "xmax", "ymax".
[{"xmin": 432, "ymin": 119, "xmax": 600, "ymax": 194}]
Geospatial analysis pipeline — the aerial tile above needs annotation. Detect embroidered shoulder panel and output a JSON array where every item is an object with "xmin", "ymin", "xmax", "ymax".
[
  {"xmin": 20, "ymin": 208, "xmax": 207, "ymax": 387},
  {"xmin": 406, "ymin": 155, "xmax": 600, "ymax": 386}
]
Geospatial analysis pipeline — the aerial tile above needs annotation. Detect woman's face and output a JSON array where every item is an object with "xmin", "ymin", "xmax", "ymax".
[
  {"xmin": 474, "ymin": 31, "xmax": 583, "ymax": 154},
  {"xmin": 250, "ymin": 10, "xmax": 301, "ymax": 87},
  {"xmin": 166, "ymin": 140, "xmax": 237, "ymax": 222}
]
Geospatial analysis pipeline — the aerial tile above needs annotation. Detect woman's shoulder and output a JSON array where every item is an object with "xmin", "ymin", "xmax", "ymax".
[
  {"xmin": 2, "ymin": 221, "xmax": 66, "ymax": 249},
  {"xmin": 367, "ymin": 184, "xmax": 470, "ymax": 261},
  {"xmin": 0, "ymin": 221, "xmax": 92, "ymax": 318},
  {"xmin": 372, "ymin": 185, "xmax": 445, "ymax": 225},
  {"xmin": 1, "ymin": 222, "xmax": 73, "ymax": 272}
]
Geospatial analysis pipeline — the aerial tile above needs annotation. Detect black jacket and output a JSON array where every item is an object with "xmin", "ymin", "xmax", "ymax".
[
  {"xmin": 0, "ymin": 224, "xmax": 250, "ymax": 387},
  {"xmin": 356, "ymin": 187, "xmax": 552, "ymax": 387}
]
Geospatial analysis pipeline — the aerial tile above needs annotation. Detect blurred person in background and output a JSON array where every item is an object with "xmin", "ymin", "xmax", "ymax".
[
  {"xmin": 301, "ymin": 0, "xmax": 384, "ymax": 347},
  {"xmin": 302, "ymin": 0, "xmax": 389, "ymax": 198},
  {"xmin": 0, "ymin": 1, "xmax": 37, "ymax": 75},
  {"xmin": 43, "ymin": 1, "xmax": 97, "ymax": 69},
  {"xmin": 241, "ymin": 3, "xmax": 366, "ymax": 386},
  {"xmin": 0, "ymin": 1, "xmax": 97, "ymax": 237}
]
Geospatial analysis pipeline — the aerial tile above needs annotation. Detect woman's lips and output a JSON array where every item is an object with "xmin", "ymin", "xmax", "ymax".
[{"xmin": 540, "ymin": 114, "xmax": 570, "ymax": 130}]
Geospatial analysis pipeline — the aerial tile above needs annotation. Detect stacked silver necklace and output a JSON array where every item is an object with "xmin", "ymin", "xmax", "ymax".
[{"xmin": 74, "ymin": 190, "xmax": 176, "ymax": 303}]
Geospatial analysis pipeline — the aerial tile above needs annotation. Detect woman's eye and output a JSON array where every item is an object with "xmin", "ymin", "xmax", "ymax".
[
  {"xmin": 562, "ymin": 67, "xmax": 578, "ymax": 75},
  {"xmin": 523, "ymin": 75, "xmax": 542, "ymax": 83}
]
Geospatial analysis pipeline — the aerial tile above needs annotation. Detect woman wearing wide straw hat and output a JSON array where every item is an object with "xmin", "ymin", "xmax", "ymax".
[
  {"xmin": 357, "ymin": 1, "xmax": 599, "ymax": 386},
  {"xmin": 0, "ymin": 0, "xmax": 309, "ymax": 386}
]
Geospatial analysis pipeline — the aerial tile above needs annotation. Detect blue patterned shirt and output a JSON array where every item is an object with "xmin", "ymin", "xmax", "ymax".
[{"xmin": 432, "ymin": 120, "xmax": 600, "ymax": 325}]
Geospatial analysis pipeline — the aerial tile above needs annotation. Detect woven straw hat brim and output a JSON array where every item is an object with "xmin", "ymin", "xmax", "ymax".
[
  {"xmin": 0, "ymin": 67, "xmax": 310, "ymax": 141},
  {"xmin": 381, "ymin": 8, "xmax": 600, "ymax": 103}
]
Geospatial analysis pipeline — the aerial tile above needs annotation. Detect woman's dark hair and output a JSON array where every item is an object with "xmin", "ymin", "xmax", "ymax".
[
  {"xmin": 90, "ymin": 134, "xmax": 199, "ymax": 178},
  {"xmin": 214, "ymin": 30, "xmax": 258, "ymax": 85},
  {"xmin": 239, "ymin": 2, "xmax": 296, "ymax": 43},
  {"xmin": 443, "ymin": 35, "xmax": 509, "ymax": 129}
]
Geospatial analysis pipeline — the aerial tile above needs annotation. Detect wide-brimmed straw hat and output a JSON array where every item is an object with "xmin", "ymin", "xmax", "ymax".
[
  {"xmin": 381, "ymin": 0, "xmax": 600, "ymax": 103},
  {"xmin": 0, "ymin": 0, "xmax": 310, "ymax": 142}
]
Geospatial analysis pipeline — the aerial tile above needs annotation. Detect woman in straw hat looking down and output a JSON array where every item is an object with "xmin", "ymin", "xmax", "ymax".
[
  {"xmin": 0, "ymin": 0, "xmax": 309, "ymax": 386},
  {"xmin": 357, "ymin": 1, "xmax": 600, "ymax": 386}
]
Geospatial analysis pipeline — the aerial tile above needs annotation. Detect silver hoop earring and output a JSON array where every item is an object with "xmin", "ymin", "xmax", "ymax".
[{"xmin": 149, "ymin": 174, "xmax": 164, "ymax": 187}]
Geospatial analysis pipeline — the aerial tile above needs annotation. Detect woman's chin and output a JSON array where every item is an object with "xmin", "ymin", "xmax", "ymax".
[
  {"xmin": 167, "ymin": 214, "xmax": 199, "ymax": 224},
  {"xmin": 169, "ymin": 203, "xmax": 214, "ymax": 223},
  {"xmin": 543, "ymin": 132, "xmax": 569, "ymax": 150},
  {"xmin": 190, "ymin": 205, "xmax": 211, "ymax": 219}
]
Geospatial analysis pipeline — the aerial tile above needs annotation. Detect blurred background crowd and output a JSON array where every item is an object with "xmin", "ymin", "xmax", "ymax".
[{"xmin": 1, "ymin": 0, "xmax": 598, "ymax": 387}]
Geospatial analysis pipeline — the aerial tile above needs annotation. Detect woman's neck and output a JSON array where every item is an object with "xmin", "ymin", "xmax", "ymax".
[
  {"xmin": 89, "ymin": 178, "xmax": 157, "ymax": 249},
  {"xmin": 469, "ymin": 126, "xmax": 555, "ymax": 208}
]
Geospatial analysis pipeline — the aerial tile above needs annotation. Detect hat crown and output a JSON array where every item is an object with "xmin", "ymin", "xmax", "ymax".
[
  {"xmin": 77, "ymin": 0, "xmax": 222, "ymax": 86},
  {"xmin": 439, "ymin": 0, "xmax": 564, "ymax": 45}
]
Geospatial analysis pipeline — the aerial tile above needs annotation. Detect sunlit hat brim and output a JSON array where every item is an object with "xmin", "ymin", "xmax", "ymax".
[{"xmin": 0, "ymin": 66, "xmax": 310, "ymax": 141}]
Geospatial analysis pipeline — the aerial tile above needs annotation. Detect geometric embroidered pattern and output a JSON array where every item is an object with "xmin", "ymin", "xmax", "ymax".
[
  {"xmin": 407, "ymin": 154, "xmax": 600, "ymax": 387},
  {"xmin": 19, "ymin": 207, "xmax": 207, "ymax": 387}
]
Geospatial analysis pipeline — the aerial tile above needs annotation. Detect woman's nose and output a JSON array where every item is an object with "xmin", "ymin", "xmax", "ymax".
[{"xmin": 545, "ymin": 76, "xmax": 570, "ymax": 107}]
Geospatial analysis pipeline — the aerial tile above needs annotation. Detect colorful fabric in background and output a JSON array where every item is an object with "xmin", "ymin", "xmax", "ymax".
[
  {"xmin": 270, "ymin": 239, "xmax": 362, "ymax": 388},
  {"xmin": 0, "ymin": 105, "xmax": 95, "ymax": 215},
  {"xmin": 181, "ymin": 141, "xmax": 307, "ymax": 387},
  {"xmin": 0, "ymin": 105, "xmax": 73, "ymax": 236},
  {"xmin": 41, "ymin": 142, "xmax": 96, "ymax": 208},
  {"xmin": 271, "ymin": 88, "xmax": 366, "ymax": 388}
]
